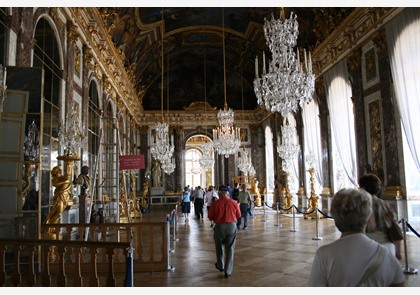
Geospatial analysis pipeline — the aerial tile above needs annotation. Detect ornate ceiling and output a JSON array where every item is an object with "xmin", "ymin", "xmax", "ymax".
[{"xmin": 98, "ymin": 7, "xmax": 354, "ymax": 112}]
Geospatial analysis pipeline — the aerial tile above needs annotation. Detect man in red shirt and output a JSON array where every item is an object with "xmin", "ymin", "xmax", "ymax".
[{"xmin": 208, "ymin": 185, "xmax": 241, "ymax": 278}]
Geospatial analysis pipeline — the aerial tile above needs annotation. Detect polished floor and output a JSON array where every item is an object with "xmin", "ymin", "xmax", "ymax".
[{"xmin": 135, "ymin": 205, "xmax": 420, "ymax": 288}]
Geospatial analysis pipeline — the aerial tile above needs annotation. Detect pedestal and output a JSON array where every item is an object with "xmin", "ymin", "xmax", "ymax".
[
  {"xmin": 79, "ymin": 194, "xmax": 90, "ymax": 223},
  {"xmin": 151, "ymin": 187, "xmax": 165, "ymax": 195}
]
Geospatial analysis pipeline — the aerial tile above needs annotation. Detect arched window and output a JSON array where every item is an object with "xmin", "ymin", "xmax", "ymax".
[
  {"xmin": 264, "ymin": 125, "xmax": 275, "ymax": 205},
  {"xmin": 386, "ymin": 8, "xmax": 420, "ymax": 198},
  {"xmin": 33, "ymin": 17, "xmax": 62, "ymax": 223},
  {"xmin": 185, "ymin": 148, "xmax": 202, "ymax": 188},
  {"xmin": 88, "ymin": 80, "xmax": 100, "ymax": 172},
  {"xmin": 324, "ymin": 59, "xmax": 358, "ymax": 192}
]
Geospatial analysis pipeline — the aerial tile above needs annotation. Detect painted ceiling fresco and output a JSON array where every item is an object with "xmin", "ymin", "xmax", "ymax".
[{"xmin": 100, "ymin": 7, "xmax": 354, "ymax": 111}]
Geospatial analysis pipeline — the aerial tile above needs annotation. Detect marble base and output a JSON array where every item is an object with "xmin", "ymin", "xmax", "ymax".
[{"xmin": 151, "ymin": 187, "xmax": 165, "ymax": 195}]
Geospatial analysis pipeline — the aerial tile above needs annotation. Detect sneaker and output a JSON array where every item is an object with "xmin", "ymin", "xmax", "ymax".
[{"xmin": 243, "ymin": 227, "xmax": 248, "ymax": 230}]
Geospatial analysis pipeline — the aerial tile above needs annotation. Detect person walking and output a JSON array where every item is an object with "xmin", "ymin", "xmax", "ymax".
[
  {"xmin": 236, "ymin": 184, "xmax": 252, "ymax": 230},
  {"xmin": 208, "ymin": 185, "xmax": 241, "ymax": 279},
  {"xmin": 180, "ymin": 186, "xmax": 191, "ymax": 222},
  {"xmin": 308, "ymin": 188, "xmax": 404, "ymax": 287},
  {"xmin": 205, "ymin": 185, "xmax": 219, "ymax": 227},
  {"xmin": 359, "ymin": 173, "xmax": 402, "ymax": 259},
  {"xmin": 231, "ymin": 182, "xmax": 240, "ymax": 202},
  {"xmin": 194, "ymin": 186, "xmax": 205, "ymax": 219}
]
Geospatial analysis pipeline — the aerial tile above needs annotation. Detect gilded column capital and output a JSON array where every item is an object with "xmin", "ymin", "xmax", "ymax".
[
  {"xmin": 346, "ymin": 48, "xmax": 362, "ymax": 71},
  {"xmin": 67, "ymin": 23, "xmax": 79, "ymax": 46},
  {"xmin": 372, "ymin": 29, "xmax": 387, "ymax": 52}
]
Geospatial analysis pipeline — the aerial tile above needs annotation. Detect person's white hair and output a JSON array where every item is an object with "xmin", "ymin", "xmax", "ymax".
[{"xmin": 330, "ymin": 188, "xmax": 372, "ymax": 233}]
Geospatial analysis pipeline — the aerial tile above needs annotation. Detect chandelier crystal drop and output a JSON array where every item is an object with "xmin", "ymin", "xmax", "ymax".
[
  {"xmin": 150, "ymin": 122, "xmax": 175, "ymax": 164},
  {"xmin": 277, "ymin": 118, "xmax": 300, "ymax": 172},
  {"xmin": 254, "ymin": 10, "xmax": 315, "ymax": 117}
]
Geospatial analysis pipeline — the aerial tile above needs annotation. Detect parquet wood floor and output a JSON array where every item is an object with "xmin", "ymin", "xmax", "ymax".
[{"xmin": 133, "ymin": 206, "xmax": 420, "ymax": 288}]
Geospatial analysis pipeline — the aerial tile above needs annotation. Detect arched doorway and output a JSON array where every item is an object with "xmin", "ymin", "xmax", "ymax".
[{"xmin": 185, "ymin": 135, "xmax": 214, "ymax": 190}]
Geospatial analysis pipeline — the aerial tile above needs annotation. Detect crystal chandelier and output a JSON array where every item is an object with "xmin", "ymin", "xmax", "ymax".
[
  {"xmin": 277, "ymin": 118, "xmax": 300, "ymax": 172},
  {"xmin": 150, "ymin": 10, "xmax": 175, "ymax": 173},
  {"xmin": 23, "ymin": 120, "xmax": 40, "ymax": 161},
  {"xmin": 237, "ymin": 63, "xmax": 255, "ymax": 176},
  {"xmin": 150, "ymin": 122, "xmax": 174, "ymax": 163},
  {"xmin": 254, "ymin": 9, "xmax": 315, "ymax": 117},
  {"xmin": 191, "ymin": 159, "xmax": 201, "ymax": 175},
  {"xmin": 58, "ymin": 102, "xmax": 86, "ymax": 156},
  {"xmin": 199, "ymin": 141, "xmax": 214, "ymax": 170},
  {"xmin": 212, "ymin": 9, "xmax": 241, "ymax": 158},
  {"xmin": 161, "ymin": 156, "xmax": 175, "ymax": 174},
  {"xmin": 238, "ymin": 147, "xmax": 253, "ymax": 175},
  {"xmin": 198, "ymin": 47, "xmax": 214, "ymax": 171}
]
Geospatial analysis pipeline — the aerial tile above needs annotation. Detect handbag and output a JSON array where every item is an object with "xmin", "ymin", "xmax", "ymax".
[{"xmin": 387, "ymin": 220, "xmax": 403, "ymax": 242}]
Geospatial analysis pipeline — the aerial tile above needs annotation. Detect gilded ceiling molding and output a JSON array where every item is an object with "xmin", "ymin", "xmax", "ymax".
[
  {"xmin": 49, "ymin": 8, "xmax": 61, "ymax": 27},
  {"xmin": 313, "ymin": 7, "xmax": 402, "ymax": 77},
  {"xmin": 67, "ymin": 7, "xmax": 143, "ymax": 124},
  {"xmin": 136, "ymin": 110, "xmax": 263, "ymax": 127}
]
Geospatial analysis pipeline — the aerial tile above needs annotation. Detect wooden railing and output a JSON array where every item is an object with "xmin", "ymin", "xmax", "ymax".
[
  {"xmin": 0, "ymin": 238, "xmax": 130, "ymax": 287},
  {"xmin": 41, "ymin": 222, "xmax": 169, "ymax": 272}
]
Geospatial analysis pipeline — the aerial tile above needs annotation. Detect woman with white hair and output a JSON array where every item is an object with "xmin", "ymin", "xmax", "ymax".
[{"xmin": 308, "ymin": 188, "xmax": 404, "ymax": 287}]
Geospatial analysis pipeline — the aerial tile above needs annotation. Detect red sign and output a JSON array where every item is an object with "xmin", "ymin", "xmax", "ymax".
[{"xmin": 119, "ymin": 155, "xmax": 145, "ymax": 170}]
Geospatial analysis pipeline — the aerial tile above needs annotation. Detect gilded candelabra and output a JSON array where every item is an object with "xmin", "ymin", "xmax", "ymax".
[
  {"xmin": 44, "ymin": 154, "xmax": 79, "ymax": 239},
  {"xmin": 129, "ymin": 171, "xmax": 141, "ymax": 218},
  {"xmin": 304, "ymin": 168, "xmax": 322, "ymax": 219},
  {"xmin": 141, "ymin": 178, "xmax": 149, "ymax": 211},
  {"xmin": 281, "ymin": 171, "xmax": 293, "ymax": 213}
]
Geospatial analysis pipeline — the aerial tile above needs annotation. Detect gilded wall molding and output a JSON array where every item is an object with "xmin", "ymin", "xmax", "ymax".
[
  {"xmin": 66, "ymin": 7, "xmax": 143, "ymax": 124},
  {"xmin": 313, "ymin": 7, "xmax": 403, "ymax": 77}
]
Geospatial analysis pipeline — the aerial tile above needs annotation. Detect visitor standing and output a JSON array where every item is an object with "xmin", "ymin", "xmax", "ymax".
[
  {"xmin": 180, "ymin": 186, "xmax": 191, "ymax": 222},
  {"xmin": 307, "ymin": 188, "xmax": 404, "ymax": 286},
  {"xmin": 359, "ymin": 173, "xmax": 402, "ymax": 259},
  {"xmin": 236, "ymin": 184, "xmax": 252, "ymax": 230}
]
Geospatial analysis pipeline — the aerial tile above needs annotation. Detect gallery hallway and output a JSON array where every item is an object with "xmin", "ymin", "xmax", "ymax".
[{"xmin": 134, "ymin": 205, "xmax": 420, "ymax": 288}]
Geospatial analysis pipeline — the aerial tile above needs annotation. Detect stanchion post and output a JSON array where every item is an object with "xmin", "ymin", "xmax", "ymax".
[
  {"xmin": 274, "ymin": 202, "xmax": 282, "ymax": 227},
  {"xmin": 172, "ymin": 209, "xmax": 179, "ymax": 242},
  {"xmin": 262, "ymin": 201, "xmax": 268, "ymax": 223},
  {"xmin": 125, "ymin": 246, "xmax": 134, "ymax": 287},
  {"xmin": 401, "ymin": 218, "xmax": 418, "ymax": 274},
  {"xmin": 290, "ymin": 205, "xmax": 297, "ymax": 232},
  {"xmin": 166, "ymin": 219, "xmax": 175, "ymax": 271},
  {"xmin": 312, "ymin": 208, "xmax": 322, "ymax": 240}
]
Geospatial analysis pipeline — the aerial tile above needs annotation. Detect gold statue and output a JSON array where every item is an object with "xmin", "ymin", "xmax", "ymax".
[
  {"xmin": 44, "ymin": 161, "xmax": 74, "ymax": 226},
  {"xmin": 253, "ymin": 178, "xmax": 262, "ymax": 207},
  {"xmin": 141, "ymin": 178, "xmax": 149, "ymax": 210}
]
